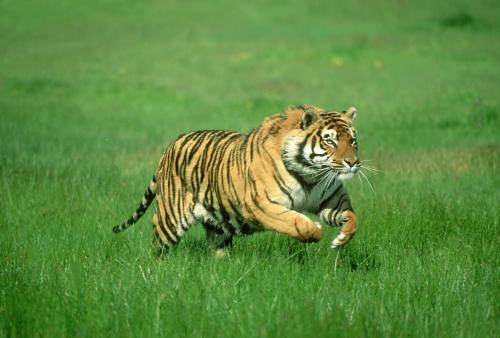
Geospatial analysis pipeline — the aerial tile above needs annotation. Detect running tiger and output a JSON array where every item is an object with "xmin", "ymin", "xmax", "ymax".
[{"xmin": 113, "ymin": 105, "xmax": 361, "ymax": 254}]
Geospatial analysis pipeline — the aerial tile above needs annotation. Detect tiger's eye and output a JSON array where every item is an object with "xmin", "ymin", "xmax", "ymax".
[{"xmin": 325, "ymin": 139, "xmax": 336, "ymax": 146}]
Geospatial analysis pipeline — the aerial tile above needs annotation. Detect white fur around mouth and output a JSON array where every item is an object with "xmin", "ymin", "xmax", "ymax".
[
  {"xmin": 337, "ymin": 167, "xmax": 359, "ymax": 181},
  {"xmin": 337, "ymin": 172, "xmax": 354, "ymax": 180}
]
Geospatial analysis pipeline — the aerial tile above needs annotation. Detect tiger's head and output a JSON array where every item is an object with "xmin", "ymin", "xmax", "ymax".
[{"xmin": 282, "ymin": 105, "xmax": 360, "ymax": 183}]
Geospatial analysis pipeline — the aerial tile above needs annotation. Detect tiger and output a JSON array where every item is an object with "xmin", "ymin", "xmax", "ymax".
[{"xmin": 113, "ymin": 105, "xmax": 361, "ymax": 255}]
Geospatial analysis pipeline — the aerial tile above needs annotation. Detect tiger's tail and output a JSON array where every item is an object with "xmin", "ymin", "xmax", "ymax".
[{"xmin": 113, "ymin": 175, "xmax": 157, "ymax": 234}]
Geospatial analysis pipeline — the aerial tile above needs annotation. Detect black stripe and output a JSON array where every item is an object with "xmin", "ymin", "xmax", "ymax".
[
  {"xmin": 273, "ymin": 173, "xmax": 294, "ymax": 208},
  {"xmin": 318, "ymin": 183, "xmax": 343, "ymax": 212},
  {"xmin": 156, "ymin": 208, "xmax": 177, "ymax": 244}
]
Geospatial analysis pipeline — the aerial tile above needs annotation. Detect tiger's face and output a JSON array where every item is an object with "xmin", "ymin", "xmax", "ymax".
[
  {"xmin": 313, "ymin": 110, "xmax": 359, "ymax": 180},
  {"xmin": 282, "ymin": 105, "xmax": 360, "ymax": 183}
]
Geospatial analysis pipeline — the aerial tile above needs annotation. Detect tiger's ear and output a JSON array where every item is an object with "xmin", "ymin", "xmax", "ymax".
[
  {"xmin": 300, "ymin": 107, "xmax": 319, "ymax": 130},
  {"xmin": 343, "ymin": 106, "xmax": 357, "ymax": 122}
]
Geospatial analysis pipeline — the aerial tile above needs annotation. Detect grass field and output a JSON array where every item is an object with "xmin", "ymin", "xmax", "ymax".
[{"xmin": 1, "ymin": 0, "xmax": 499, "ymax": 337}]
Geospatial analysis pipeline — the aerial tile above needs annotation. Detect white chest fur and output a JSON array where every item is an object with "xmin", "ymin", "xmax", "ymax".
[{"xmin": 292, "ymin": 178, "xmax": 343, "ymax": 212}]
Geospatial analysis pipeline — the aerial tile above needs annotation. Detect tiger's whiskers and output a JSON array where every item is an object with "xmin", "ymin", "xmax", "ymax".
[
  {"xmin": 319, "ymin": 170, "xmax": 335, "ymax": 198},
  {"xmin": 359, "ymin": 160, "xmax": 382, "ymax": 173},
  {"xmin": 359, "ymin": 170, "xmax": 375, "ymax": 193},
  {"xmin": 360, "ymin": 165, "xmax": 382, "ymax": 173}
]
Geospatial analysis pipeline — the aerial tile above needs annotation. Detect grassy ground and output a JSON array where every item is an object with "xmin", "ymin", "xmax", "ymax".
[{"xmin": 1, "ymin": 0, "xmax": 499, "ymax": 337}]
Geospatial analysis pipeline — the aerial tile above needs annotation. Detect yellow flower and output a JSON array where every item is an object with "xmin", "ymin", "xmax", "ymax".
[
  {"xmin": 331, "ymin": 56, "xmax": 344, "ymax": 66},
  {"xmin": 230, "ymin": 52, "xmax": 251, "ymax": 64},
  {"xmin": 373, "ymin": 60, "xmax": 383, "ymax": 69}
]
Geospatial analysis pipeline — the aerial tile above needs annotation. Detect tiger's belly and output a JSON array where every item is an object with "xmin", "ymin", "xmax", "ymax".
[
  {"xmin": 191, "ymin": 179, "xmax": 342, "ymax": 235},
  {"xmin": 192, "ymin": 203, "xmax": 260, "ymax": 235}
]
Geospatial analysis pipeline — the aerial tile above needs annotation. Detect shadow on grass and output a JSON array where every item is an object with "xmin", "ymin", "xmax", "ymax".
[
  {"xmin": 440, "ymin": 12, "xmax": 474, "ymax": 28},
  {"xmin": 154, "ymin": 238, "xmax": 212, "ymax": 259},
  {"xmin": 143, "ymin": 229, "xmax": 381, "ymax": 273},
  {"xmin": 342, "ymin": 250, "xmax": 381, "ymax": 272}
]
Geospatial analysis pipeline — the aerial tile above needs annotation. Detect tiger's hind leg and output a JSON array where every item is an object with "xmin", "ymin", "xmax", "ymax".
[
  {"xmin": 151, "ymin": 198, "xmax": 197, "ymax": 256},
  {"xmin": 151, "ymin": 211, "xmax": 176, "ymax": 256},
  {"xmin": 203, "ymin": 222, "xmax": 233, "ymax": 258}
]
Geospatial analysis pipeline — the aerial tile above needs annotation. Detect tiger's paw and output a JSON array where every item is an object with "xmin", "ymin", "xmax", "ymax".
[
  {"xmin": 215, "ymin": 248, "xmax": 229, "ymax": 258},
  {"xmin": 331, "ymin": 231, "xmax": 355, "ymax": 249}
]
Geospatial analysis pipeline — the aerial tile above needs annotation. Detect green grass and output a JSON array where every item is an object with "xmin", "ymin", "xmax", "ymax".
[{"xmin": 1, "ymin": 0, "xmax": 499, "ymax": 337}]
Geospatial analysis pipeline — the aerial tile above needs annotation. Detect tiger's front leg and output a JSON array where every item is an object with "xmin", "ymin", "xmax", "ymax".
[
  {"xmin": 326, "ymin": 210, "xmax": 357, "ymax": 249},
  {"xmin": 318, "ymin": 185, "xmax": 358, "ymax": 248},
  {"xmin": 247, "ymin": 197, "xmax": 323, "ymax": 243}
]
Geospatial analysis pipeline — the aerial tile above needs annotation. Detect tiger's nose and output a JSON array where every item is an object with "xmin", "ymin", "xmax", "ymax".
[{"xmin": 344, "ymin": 158, "xmax": 359, "ymax": 167}]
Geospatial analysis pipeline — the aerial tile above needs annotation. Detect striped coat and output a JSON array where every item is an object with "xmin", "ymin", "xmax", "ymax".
[{"xmin": 113, "ymin": 105, "xmax": 360, "ymax": 253}]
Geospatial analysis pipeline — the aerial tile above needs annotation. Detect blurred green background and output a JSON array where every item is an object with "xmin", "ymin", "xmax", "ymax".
[{"xmin": 1, "ymin": 0, "xmax": 499, "ymax": 337}]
